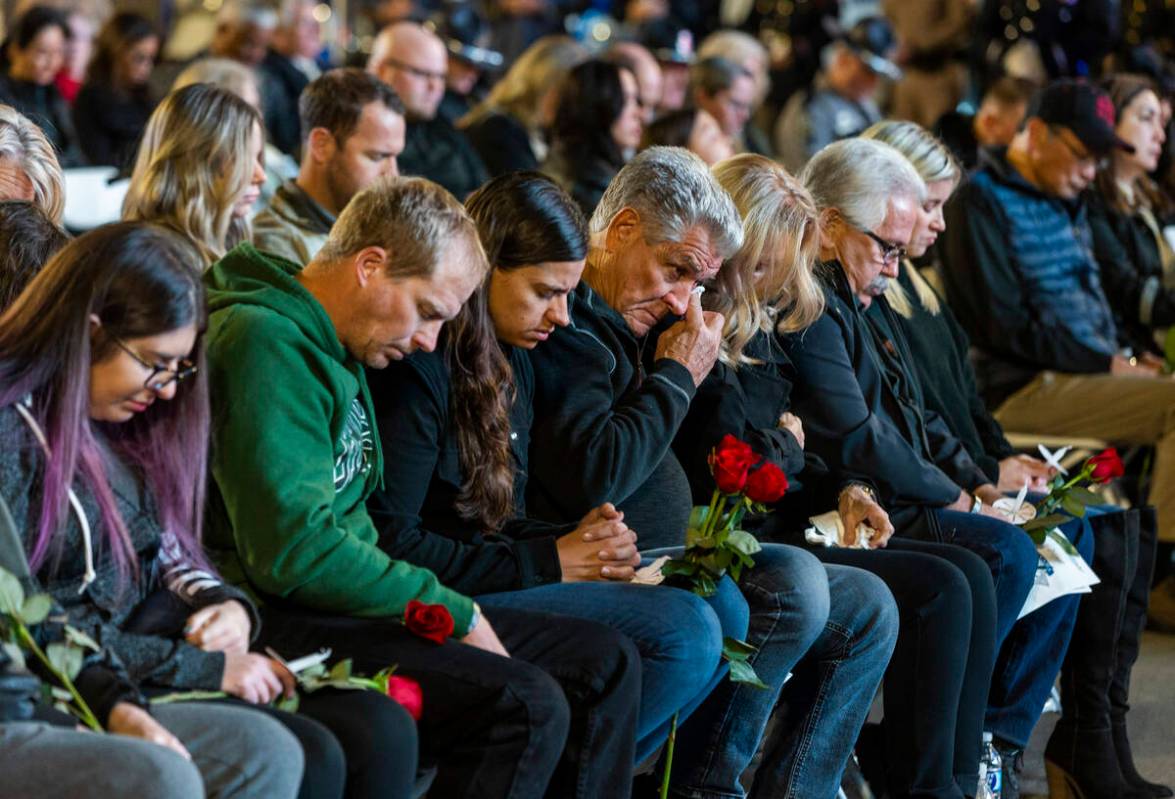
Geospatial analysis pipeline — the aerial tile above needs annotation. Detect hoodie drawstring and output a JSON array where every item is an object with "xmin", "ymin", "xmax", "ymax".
[{"xmin": 14, "ymin": 400, "xmax": 97, "ymax": 593}]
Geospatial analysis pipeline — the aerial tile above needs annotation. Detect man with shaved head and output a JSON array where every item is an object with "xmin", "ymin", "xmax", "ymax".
[{"xmin": 368, "ymin": 21, "xmax": 488, "ymax": 198}]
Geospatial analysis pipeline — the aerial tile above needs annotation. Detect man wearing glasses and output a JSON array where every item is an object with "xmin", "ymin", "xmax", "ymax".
[
  {"xmin": 941, "ymin": 79, "xmax": 1175, "ymax": 546},
  {"xmin": 367, "ymin": 21, "xmax": 488, "ymax": 200}
]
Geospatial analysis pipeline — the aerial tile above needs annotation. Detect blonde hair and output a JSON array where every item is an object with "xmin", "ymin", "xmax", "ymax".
[
  {"xmin": 172, "ymin": 57, "xmax": 261, "ymax": 105},
  {"xmin": 461, "ymin": 36, "xmax": 588, "ymax": 131},
  {"xmin": 710, "ymin": 154, "xmax": 824, "ymax": 366},
  {"xmin": 0, "ymin": 105, "xmax": 64, "ymax": 224},
  {"xmin": 319, "ymin": 176, "xmax": 488, "ymax": 283},
  {"xmin": 861, "ymin": 120, "xmax": 959, "ymax": 318},
  {"xmin": 123, "ymin": 83, "xmax": 262, "ymax": 264}
]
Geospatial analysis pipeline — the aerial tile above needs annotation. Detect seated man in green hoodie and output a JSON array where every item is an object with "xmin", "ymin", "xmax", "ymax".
[{"xmin": 203, "ymin": 175, "xmax": 641, "ymax": 799}]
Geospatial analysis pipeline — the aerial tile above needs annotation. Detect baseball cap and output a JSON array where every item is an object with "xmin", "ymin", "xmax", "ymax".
[
  {"xmin": 1033, "ymin": 79, "xmax": 1135, "ymax": 156},
  {"xmin": 842, "ymin": 17, "xmax": 901, "ymax": 81},
  {"xmin": 639, "ymin": 20, "xmax": 694, "ymax": 65}
]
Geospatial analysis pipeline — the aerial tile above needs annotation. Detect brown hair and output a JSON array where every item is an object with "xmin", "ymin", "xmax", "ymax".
[
  {"xmin": 298, "ymin": 67, "xmax": 403, "ymax": 146},
  {"xmin": 455, "ymin": 173, "xmax": 587, "ymax": 531},
  {"xmin": 1095, "ymin": 73, "xmax": 1174, "ymax": 217}
]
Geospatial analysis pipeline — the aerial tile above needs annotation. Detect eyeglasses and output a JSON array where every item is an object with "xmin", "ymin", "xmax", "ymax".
[
  {"xmin": 857, "ymin": 226, "xmax": 907, "ymax": 264},
  {"xmin": 111, "ymin": 336, "xmax": 197, "ymax": 392},
  {"xmin": 1049, "ymin": 126, "xmax": 1109, "ymax": 171},
  {"xmin": 382, "ymin": 58, "xmax": 445, "ymax": 83}
]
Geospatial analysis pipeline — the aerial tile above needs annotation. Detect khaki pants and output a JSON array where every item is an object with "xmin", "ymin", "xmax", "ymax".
[{"xmin": 995, "ymin": 371, "xmax": 1175, "ymax": 542}]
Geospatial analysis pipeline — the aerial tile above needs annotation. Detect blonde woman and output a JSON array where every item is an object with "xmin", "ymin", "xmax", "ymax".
[
  {"xmin": 866, "ymin": 118, "xmax": 1170, "ymax": 799},
  {"xmin": 460, "ymin": 35, "xmax": 587, "ymax": 177},
  {"xmin": 123, "ymin": 82, "xmax": 265, "ymax": 264},
  {"xmin": 674, "ymin": 152, "xmax": 999, "ymax": 799}
]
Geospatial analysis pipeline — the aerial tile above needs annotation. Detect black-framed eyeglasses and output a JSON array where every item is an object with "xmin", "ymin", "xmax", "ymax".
[
  {"xmin": 111, "ymin": 336, "xmax": 197, "ymax": 392},
  {"xmin": 857, "ymin": 226, "xmax": 907, "ymax": 264},
  {"xmin": 382, "ymin": 57, "xmax": 445, "ymax": 83}
]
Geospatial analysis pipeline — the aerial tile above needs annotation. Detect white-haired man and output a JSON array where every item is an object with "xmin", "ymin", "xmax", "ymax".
[
  {"xmin": 525, "ymin": 145, "xmax": 899, "ymax": 798},
  {"xmin": 785, "ymin": 137, "xmax": 1082, "ymax": 790}
]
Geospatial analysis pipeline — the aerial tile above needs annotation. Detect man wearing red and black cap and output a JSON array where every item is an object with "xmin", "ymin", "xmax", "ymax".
[{"xmin": 941, "ymin": 77, "xmax": 1175, "ymax": 551}]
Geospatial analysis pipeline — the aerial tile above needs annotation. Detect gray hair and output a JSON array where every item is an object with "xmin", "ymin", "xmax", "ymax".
[
  {"xmin": 690, "ymin": 56, "xmax": 752, "ymax": 97},
  {"xmin": 801, "ymin": 137, "xmax": 926, "ymax": 230},
  {"xmin": 0, "ymin": 105, "xmax": 64, "ymax": 224},
  {"xmin": 591, "ymin": 146, "xmax": 743, "ymax": 259}
]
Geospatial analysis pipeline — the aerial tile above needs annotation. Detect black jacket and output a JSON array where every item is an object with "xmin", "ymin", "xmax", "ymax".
[
  {"xmin": 464, "ymin": 111, "xmax": 540, "ymax": 178},
  {"xmin": 889, "ymin": 266, "xmax": 1015, "ymax": 484},
  {"xmin": 399, "ymin": 116, "xmax": 489, "ymax": 200},
  {"xmin": 1088, "ymin": 191, "xmax": 1175, "ymax": 357},
  {"xmin": 782, "ymin": 263, "xmax": 990, "ymax": 534},
  {"xmin": 542, "ymin": 147, "xmax": 619, "ymax": 218},
  {"xmin": 673, "ymin": 326, "xmax": 873, "ymax": 528},
  {"xmin": 365, "ymin": 345, "xmax": 571, "ymax": 595},
  {"xmin": 71, "ymin": 83, "xmax": 155, "ymax": 169},
  {"xmin": 0, "ymin": 74, "xmax": 81, "ymax": 165},
  {"xmin": 526, "ymin": 282, "xmax": 698, "ymax": 549},
  {"xmin": 260, "ymin": 50, "xmax": 310, "ymax": 158}
]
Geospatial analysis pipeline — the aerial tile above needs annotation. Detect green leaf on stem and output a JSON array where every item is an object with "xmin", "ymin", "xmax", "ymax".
[
  {"xmin": 2, "ymin": 641, "xmax": 25, "ymax": 671},
  {"xmin": 727, "ymin": 659, "xmax": 769, "ymax": 689},
  {"xmin": 1067, "ymin": 487, "xmax": 1103, "ymax": 505},
  {"xmin": 63, "ymin": 626, "xmax": 100, "ymax": 653},
  {"xmin": 1060, "ymin": 495, "xmax": 1087, "ymax": 517},
  {"xmin": 0, "ymin": 570, "xmax": 25, "ymax": 616},
  {"xmin": 150, "ymin": 690, "xmax": 229, "ymax": 704},
  {"xmin": 722, "ymin": 637, "xmax": 757, "ymax": 660},
  {"xmin": 18, "ymin": 594, "xmax": 51, "ymax": 626},
  {"xmin": 275, "ymin": 693, "xmax": 300, "ymax": 713},
  {"xmin": 726, "ymin": 529, "xmax": 762, "ymax": 557},
  {"xmin": 1023, "ymin": 514, "xmax": 1072, "ymax": 532},
  {"xmin": 46, "ymin": 643, "xmax": 83, "ymax": 681},
  {"xmin": 328, "ymin": 659, "xmax": 353, "ymax": 681}
]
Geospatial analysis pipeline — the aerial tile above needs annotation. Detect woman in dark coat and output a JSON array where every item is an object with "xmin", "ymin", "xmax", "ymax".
[
  {"xmin": 542, "ymin": 59, "xmax": 643, "ymax": 217},
  {"xmin": 72, "ymin": 13, "xmax": 160, "ymax": 170},
  {"xmin": 0, "ymin": 7, "xmax": 80, "ymax": 165}
]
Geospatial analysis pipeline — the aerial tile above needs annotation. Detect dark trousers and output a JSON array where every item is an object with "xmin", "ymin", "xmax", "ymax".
[
  {"xmin": 258, "ymin": 603, "xmax": 641, "ymax": 799},
  {"xmin": 815, "ymin": 537, "xmax": 998, "ymax": 799}
]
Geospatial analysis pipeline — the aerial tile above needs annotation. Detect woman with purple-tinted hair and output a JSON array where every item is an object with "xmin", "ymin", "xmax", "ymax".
[{"xmin": 0, "ymin": 221, "xmax": 417, "ymax": 799}]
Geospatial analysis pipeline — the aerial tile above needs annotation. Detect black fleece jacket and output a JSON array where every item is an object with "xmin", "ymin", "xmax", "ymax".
[
  {"xmin": 526, "ymin": 282, "xmax": 698, "ymax": 549},
  {"xmin": 781, "ymin": 263, "xmax": 990, "ymax": 534},
  {"xmin": 366, "ymin": 344, "xmax": 571, "ymax": 595}
]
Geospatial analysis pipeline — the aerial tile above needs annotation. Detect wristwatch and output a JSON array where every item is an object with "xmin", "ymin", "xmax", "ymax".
[
  {"xmin": 838, "ymin": 483, "xmax": 876, "ymax": 504},
  {"xmin": 971, "ymin": 494, "xmax": 982, "ymax": 514}
]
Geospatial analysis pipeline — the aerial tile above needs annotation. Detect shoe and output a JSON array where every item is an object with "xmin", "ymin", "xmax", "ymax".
[
  {"xmin": 1147, "ymin": 575, "xmax": 1175, "ymax": 632},
  {"xmin": 1114, "ymin": 509, "xmax": 1174, "ymax": 798},
  {"xmin": 992, "ymin": 741, "xmax": 1021, "ymax": 799},
  {"xmin": 1045, "ymin": 725, "xmax": 1143, "ymax": 798},
  {"xmin": 1113, "ymin": 720, "xmax": 1173, "ymax": 798}
]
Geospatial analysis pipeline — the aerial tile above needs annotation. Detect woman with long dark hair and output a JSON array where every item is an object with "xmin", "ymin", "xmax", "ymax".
[
  {"xmin": 72, "ymin": 12, "xmax": 159, "ymax": 169},
  {"xmin": 0, "ymin": 6, "xmax": 80, "ymax": 164},
  {"xmin": 542, "ymin": 59, "xmax": 644, "ymax": 216},
  {"xmin": 365, "ymin": 171, "xmax": 751, "ymax": 782},
  {"xmin": 0, "ymin": 221, "xmax": 422, "ymax": 799}
]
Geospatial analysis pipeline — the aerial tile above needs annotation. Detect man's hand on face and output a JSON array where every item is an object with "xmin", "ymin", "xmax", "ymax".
[{"xmin": 653, "ymin": 290, "xmax": 724, "ymax": 386}]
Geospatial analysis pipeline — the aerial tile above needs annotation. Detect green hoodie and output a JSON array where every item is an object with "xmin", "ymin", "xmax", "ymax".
[{"xmin": 203, "ymin": 244, "xmax": 474, "ymax": 634}]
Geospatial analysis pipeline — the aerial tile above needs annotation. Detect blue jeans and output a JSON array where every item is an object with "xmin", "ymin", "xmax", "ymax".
[
  {"xmin": 665, "ymin": 543, "xmax": 899, "ymax": 799},
  {"xmin": 476, "ymin": 570, "xmax": 750, "ymax": 763},
  {"xmin": 936, "ymin": 509, "xmax": 1090, "ymax": 747}
]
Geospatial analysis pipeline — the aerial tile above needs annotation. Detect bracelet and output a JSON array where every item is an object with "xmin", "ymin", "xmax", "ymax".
[
  {"xmin": 970, "ymin": 494, "xmax": 982, "ymax": 514},
  {"xmin": 467, "ymin": 601, "xmax": 482, "ymax": 634}
]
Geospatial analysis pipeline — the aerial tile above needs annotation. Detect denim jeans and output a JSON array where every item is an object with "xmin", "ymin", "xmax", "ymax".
[
  {"xmin": 475, "ymin": 576, "xmax": 749, "ymax": 762},
  {"xmin": 665, "ymin": 543, "xmax": 899, "ymax": 799},
  {"xmin": 936, "ymin": 509, "xmax": 1091, "ymax": 747}
]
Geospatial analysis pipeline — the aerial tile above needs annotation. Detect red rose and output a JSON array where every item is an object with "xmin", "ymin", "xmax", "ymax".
[
  {"xmin": 1087, "ymin": 448, "xmax": 1125, "ymax": 483},
  {"xmin": 708, "ymin": 435, "xmax": 761, "ymax": 495},
  {"xmin": 404, "ymin": 600, "xmax": 454, "ymax": 644},
  {"xmin": 385, "ymin": 675, "xmax": 423, "ymax": 721},
  {"xmin": 745, "ymin": 462, "xmax": 789, "ymax": 504}
]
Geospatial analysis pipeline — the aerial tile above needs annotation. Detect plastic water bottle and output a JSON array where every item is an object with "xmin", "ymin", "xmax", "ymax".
[{"xmin": 977, "ymin": 732, "xmax": 1003, "ymax": 799}]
